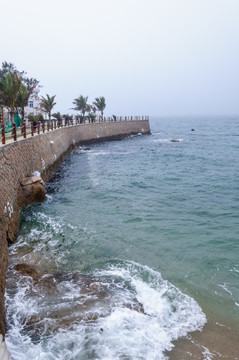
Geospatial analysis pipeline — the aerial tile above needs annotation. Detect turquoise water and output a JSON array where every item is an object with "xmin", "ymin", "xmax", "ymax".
[{"xmin": 5, "ymin": 116, "xmax": 239, "ymax": 359}]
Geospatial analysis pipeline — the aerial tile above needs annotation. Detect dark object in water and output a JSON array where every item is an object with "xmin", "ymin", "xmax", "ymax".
[{"xmin": 191, "ymin": 129, "xmax": 195, "ymax": 131}]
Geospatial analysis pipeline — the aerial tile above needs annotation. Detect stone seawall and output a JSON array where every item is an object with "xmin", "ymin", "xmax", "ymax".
[{"xmin": 0, "ymin": 120, "xmax": 150, "ymax": 338}]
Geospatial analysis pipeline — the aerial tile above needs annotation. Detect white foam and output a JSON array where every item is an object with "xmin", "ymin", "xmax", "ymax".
[
  {"xmin": 153, "ymin": 138, "xmax": 185, "ymax": 143},
  {"xmin": 202, "ymin": 345, "xmax": 215, "ymax": 360},
  {"xmin": 230, "ymin": 267, "xmax": 239, "ymax": 274},
  {"xmin": 5, "ymin": 261, "xmax": 206, "ymax": 360},
  {"xmin": 45, "ymin": 194, "xmax": 53, "ymax": 204},
  {"xmin": 218, "ymin": 283, "xmax": 233, "ymax": 296}
]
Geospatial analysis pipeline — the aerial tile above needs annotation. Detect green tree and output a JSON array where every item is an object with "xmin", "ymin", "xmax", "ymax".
[
  {"xmin": 28, "ymin": 114, "xmax": 44, "ymax": 123},
  {"xmin": 93, "ymin": 96, "xmax": 106, "ymax": 118},
  {"xmin": 0, "ymin": 61, "xmax": 40, "ymax": 123},
  {"xmin": 0, "ymin": 62, "xmax": 39, "ymax": 90},
  {"xmin": 40, "ymin": 94, "xmax": 56, "ymax": 120},
  {"xmin": 72, "ymin": 95, "xmax": 89, "ymax": 118},
  {"xmin": 91, "ymin": 105, "xmax": 97, "ymax": 114},
  {"xmin": 17, "ymin": 79, "xmax": 40, "ymax": 122},
  {"xmin": 89, "ymin": 113, "xmax": 96, "ymax": 123},
  {"xmin": 0, "ymin": 71, "xmax": 22, "ymax": 124},
  {"xmin": 0, "ymin": 62, "xmax": 23, "ymax": 79},
  {"xmin": 52, "ymin": 112, "xmax": 62, "ymax": 121},
  {"xmin": 16, "ymin": 83, "xmax": 31, "ymax": 122}
]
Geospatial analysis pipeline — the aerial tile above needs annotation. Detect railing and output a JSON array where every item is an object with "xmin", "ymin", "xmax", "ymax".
[{"xmin": 0, "ymin": 116, "xmax": 149, "ymax": 145}]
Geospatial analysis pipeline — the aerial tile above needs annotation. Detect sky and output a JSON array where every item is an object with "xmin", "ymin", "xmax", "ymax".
[{"xmin": 1, "ymin": 0, "xmax": 239, "ymax": 116}]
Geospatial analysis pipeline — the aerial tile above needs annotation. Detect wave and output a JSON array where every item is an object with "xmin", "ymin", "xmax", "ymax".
[
  {"xmin": 5, "ymin": 260, "xmax": 206, "ymax": 360},
  {"xmin": 153, "ymin": 138, "xmax": 185, "ymax": 143}
]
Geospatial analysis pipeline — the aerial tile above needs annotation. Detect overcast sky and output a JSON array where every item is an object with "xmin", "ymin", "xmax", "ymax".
[{"xmin": 1, "ymin": 0, "xmax": 239, "ymax": 116}]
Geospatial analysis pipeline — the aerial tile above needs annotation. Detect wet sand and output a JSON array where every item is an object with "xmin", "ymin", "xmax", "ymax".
[{"xmin": 166, "ymin": 318, "xmax": 239, "ymax": 360}]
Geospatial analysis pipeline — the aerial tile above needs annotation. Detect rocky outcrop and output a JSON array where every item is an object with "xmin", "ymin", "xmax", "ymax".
[
  {"xmin": 8, "ymin": 265, "xmax": 145, "ymax": 339},
  {"xmin": 18, "ymin": 176, "xmax": 46, "ymax": 206}
]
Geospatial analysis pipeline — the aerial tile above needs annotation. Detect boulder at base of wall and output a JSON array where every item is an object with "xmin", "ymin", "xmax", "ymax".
[{"xmin": 18, "ymin": 176, "xmax": 46, "ymax": 206}]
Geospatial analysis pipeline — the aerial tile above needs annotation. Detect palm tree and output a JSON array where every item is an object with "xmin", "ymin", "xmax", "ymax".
[
  {"xmin": 40, "ymin": 94, "xmax": 56, "ymax": 120},
  {"xmin": 91, "ymin": 105, "xmax": 97, "ymax": 114},
  {"xmin": 52, "ymin": 112, "xmax": 62, "ymax": 121},
  {"xmin": 0, "ymin": 71, "xmax": 22, "ymax": 125},
  {"xmin": 17, "ymin": 83, "xmax": 31, "ymax": 122},
  {"xmin": 72, "ymin": 95, "xmax": 89, "ymax": 118},
  {"xmin": 93, "ymin": 96, "xmax": 106, "ymax": 118}
]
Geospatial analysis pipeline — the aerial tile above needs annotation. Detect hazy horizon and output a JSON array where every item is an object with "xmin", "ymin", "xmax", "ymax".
[{"xmin": 1, "ymin": 0, "xmax": 239, "ymax": 117}]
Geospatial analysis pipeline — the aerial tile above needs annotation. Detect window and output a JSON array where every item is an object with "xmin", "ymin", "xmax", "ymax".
[{"xmin": 29, "ymin": 101, "xmax": 33, "ymax": 108}]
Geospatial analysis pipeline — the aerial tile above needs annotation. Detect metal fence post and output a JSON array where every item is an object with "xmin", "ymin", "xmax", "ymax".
[
  {"xmin": 23, "ymin": 122, "xmax": 26, "ymax": 138},
  {"xmin": 13, "ymin": 123, "xmax": 17, "ymax": 141},
  {"xmin": 1, "ymin": 123, "xmax": 5, "ymax": 144}
]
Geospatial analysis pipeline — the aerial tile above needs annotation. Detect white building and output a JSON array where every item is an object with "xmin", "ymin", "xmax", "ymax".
[{"xmin": 24, "ymin": 87, "xmax": 47, "ymax": 121}]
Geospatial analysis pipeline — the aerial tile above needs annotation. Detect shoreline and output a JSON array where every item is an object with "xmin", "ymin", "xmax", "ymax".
[{"xmin": 167, "ymin": 314, "xmax": 239, "ymax": 359}]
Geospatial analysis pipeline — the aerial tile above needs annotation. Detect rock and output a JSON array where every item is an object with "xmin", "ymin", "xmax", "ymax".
[
  {"xmin": 84, "ymin": 147, "xmax": 92, "ymax": 151},
  {"xmin": 20, "ymin": 175, "xmax": 44, "ymax": 187},
  {"xmin": 10, "ymin": 267, "xmax": 146, "ymax": 338},
  {"xmin": 18, "ymin": 176, "xmax": 46, "ymax": 206},
  {"xmin": 169, "ymin": 139, "xmax": 180, "ymax": 142},
  {"xmin": 14, "ymin": 264, "xmax": 42, "ymax": 280}
]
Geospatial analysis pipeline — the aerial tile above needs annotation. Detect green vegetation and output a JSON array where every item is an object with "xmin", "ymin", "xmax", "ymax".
[
  {"xmin": 72, "ymin": 95, "xmax": 90, "ymax": 118},
  {"xmin": 93, "ymin": 96, "xmax": 106, "ymax": 118},
  {"xmin": 0, "ymin": 71, "xmax": 22, "ymax": 124},
  {"xmin": 0, "ymin": 61, "xmax": 40, "ymax": 125},
  {"xmin": 27, "ymin": 114, "xmax": 44, "ymax": 123},
  {"xmin": 17, "ymin": 82, "xmax": 31, "ymax": 122},
  {"xmin": 72, "ymin": 95, "xmax": 106, "ymax": 121},
  {"xmin": 52, "ymin": 112, "xmax": 62, "ymax": 121},
  {"xmin": 40, "ymin": 94, "xmax": 56, "ymax": 120},
  {"xmin": 0, "ymin": 61, "xmax": 107, "ymax": 128}
]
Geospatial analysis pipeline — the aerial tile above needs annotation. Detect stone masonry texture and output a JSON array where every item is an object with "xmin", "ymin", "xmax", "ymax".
[{"xmin": 0, "ymin": 120, "xmax": 150, "ymax": 338}]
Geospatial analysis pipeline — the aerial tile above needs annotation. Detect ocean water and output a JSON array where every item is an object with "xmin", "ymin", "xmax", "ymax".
[{"xmin": 5, "ymin": 116, "xmax": 239, "ymax": 359}]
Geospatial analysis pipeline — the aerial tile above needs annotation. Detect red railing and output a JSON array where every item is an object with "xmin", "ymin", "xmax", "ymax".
[{"xmin": 0, "ymin": 116, "xmax": 149, "ymax": 145}]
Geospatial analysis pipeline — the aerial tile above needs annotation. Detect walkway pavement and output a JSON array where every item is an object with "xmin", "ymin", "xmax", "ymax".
[{"xmin": 0, "ymin": 128, "xmax": 55, "ymax": 148}]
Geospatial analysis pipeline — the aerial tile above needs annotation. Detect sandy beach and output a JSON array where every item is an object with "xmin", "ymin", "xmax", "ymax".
[{"xmin": 167, "ymin": 317, "xmax": 239, "ymax": 360}]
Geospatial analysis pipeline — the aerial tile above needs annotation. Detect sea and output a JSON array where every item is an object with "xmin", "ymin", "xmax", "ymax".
[{"xmin": 5, "ymin": 116, "xmax": 239, "ymax": 359}]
